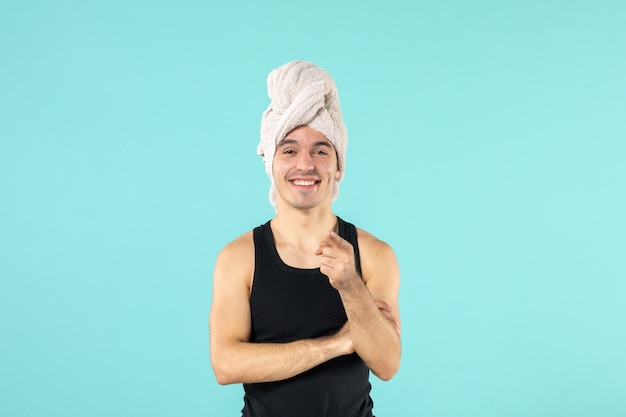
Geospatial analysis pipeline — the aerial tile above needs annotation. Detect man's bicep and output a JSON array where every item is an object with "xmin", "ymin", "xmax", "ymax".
[
  {"xmin": 210, "ymin": 241, "xmax": 254, "ymax": 348},
  {"xmin": 361, "ymin": 240, "xmax": 401, "ymax": 327}
]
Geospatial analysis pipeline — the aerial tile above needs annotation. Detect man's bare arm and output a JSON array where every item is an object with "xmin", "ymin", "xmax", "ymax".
[
  {"xmin": 316, "ymin": 230, "xmax": 401, "ymax": 381},
  {"xmin": 209, "ymin": 233, "xmax": 353, "ymax": 385}
]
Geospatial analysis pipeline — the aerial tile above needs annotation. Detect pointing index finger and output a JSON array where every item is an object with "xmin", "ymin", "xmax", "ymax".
[{"xmin": 328, "ymin": 231, "xmax": 351, "ymax": 249}]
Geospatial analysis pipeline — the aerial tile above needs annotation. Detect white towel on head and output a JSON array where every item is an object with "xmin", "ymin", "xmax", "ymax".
[{"xmin": 258, "ymin": 60, "xmax": 348, "ymax": 210}]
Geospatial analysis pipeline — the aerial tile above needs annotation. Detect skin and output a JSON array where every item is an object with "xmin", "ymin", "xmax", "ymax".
[{"xmin": 209, "ymin": 125, "xmax": 401, "ymax": 385}]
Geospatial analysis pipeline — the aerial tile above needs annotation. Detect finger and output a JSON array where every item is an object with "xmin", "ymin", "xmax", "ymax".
[
  {"xmin": 375, "ymin": 300, "xmax": 394, "ymax": 312},
  {"xmin": 322, "ymin": 248, "xmax": 342, "ymax": 261},
  {"xmin": 393, "ymin": 320, "xmax": 402, "ymax": 335},
  {"xmin": 317, "ymin": 244, "xmax": 347, "ymax": 261},
  {"xmin": 375, "ymin": 301, "xmax": 401, "ymax": 335},
  {"xmin": 319, "ymin": 258, "xmax": 342, "ymax": 274},
  {"xmin": 378, "ymin": 309, "xmax": 401, "ymax": 335},
  {"xmin": 328, "ymin": 231, "xmax": 352, "ymax": 250},
  {"xmin": 314, "ymin": 242, "xmax": 332, "ymax": 256},
  {"xmin": 392, "ymin": 321, "xmax": 401, "ymax": 335}
]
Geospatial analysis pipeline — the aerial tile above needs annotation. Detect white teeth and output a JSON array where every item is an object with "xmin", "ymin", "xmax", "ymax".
[{"xmin": 293, "ymin": 180, "xmax": 315, "ymax": 186}]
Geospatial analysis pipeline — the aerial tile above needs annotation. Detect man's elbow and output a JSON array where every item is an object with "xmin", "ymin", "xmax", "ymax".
[
  {"xmin": 373, "ymin": 361, "xmax": 400, "ymax": 381},
  {"xmin": 210, "ymin": 349, "xmax": 240, "ymax": 385},
  {"xmin": 214, "ymin": 372, "xmax": 236, "ymax": 386},
  {"xmin": 372, "ymin": 348, "xmax": 401, "ymax": 381},
  {"xmin": 212, "ymin": 361, "xmax": 239, "ymax": 385}
]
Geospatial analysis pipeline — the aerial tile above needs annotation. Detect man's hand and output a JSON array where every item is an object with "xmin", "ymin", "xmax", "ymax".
[
  {"xmin": 315, "ymin": 231, "xmax": 359, "ymax": 290},
  {"xmin": 327, "ymin": 321, "xmax": 355, "ymax": 356}
]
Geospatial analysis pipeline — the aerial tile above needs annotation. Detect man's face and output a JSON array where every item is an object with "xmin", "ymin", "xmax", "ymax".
[{"xmin": 272, "ymin": 125, "xmax": 340, "ymax": 211}]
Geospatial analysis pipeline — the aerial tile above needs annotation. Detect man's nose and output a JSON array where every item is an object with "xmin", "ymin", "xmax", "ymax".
[{"xmin": 295, "ymin": 152, "xmax": 314, "ymax": 171}]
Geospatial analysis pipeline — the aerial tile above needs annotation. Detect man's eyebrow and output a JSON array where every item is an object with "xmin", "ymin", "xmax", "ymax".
[
  {"xmin": 313, "ymin": 141, "xmax": 333, "ymax": 148},
  {"xmin": 277, "ymin": 139, "xmax": 333, "ymax": 148},
  {"xmin": 277, "ymin": 139, "xmax": 298, "ymax": 147}
]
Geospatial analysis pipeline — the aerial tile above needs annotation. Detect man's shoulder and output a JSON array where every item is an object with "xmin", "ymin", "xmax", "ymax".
[
  {"xmin": 354, "ymin": 226, "xmax": 398, "ymax": 283},
  {"xmin": 217, "ymin": 220, "xmax": 272, "ymax": 260},
  {"xmin": 355, "ymin": 227, "xmax": 394, "ymax": 255},
  {"xmin": 217, "ymin": 230, "xmax": 255, "ymax": 265}
]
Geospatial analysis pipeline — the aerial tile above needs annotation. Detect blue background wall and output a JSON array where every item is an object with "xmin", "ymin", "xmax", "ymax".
[{"xmin": 1, "ymin": 1, "xmax": 624, "ymax": 416}]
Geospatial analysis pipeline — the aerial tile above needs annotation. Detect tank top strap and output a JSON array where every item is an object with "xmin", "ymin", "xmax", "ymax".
[
  {"xmin": 251, "ymin": 221, "xmax": 271, "ymax": 297},
  {"xmin": 337, "ymin": 217, "xmax": 362, "ymax": 277},
  {"xmin": 252, "ymin": 221, "xmax": 267, "ymax": 264}
]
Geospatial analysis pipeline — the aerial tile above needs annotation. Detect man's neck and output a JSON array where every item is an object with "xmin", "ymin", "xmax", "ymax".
[{"xmin": 270, "ymin": 205, "xmax": 338, "ymax": 251}]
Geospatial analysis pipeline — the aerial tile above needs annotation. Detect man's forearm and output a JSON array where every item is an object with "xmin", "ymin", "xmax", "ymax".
[
  {"xmin": 211, "ymin": 329, "xmax": 351, "ymax": 385},
  {"xmin": 338, "ymin": 280, "xmax": 401, "ymax": 381}
]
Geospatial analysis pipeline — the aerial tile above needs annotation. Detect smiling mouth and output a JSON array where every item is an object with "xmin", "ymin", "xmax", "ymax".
[{"xmin": 291, "ymin": 179, "xmax": 318, "ymax": 186}]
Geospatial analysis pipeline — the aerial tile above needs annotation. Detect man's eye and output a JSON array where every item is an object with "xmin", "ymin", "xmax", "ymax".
[
  {"xmin": 282, "ymin": 149, "xmax": 295, "ymax": 154},
  {"xmin": 314, "ymin": 150, "xmax": 328, "ymax": 155}
]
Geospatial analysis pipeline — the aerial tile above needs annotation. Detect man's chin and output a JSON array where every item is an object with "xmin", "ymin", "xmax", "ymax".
[{"xmin": 277, "ymin": 196, "xmax": 328, "ymax": 211}]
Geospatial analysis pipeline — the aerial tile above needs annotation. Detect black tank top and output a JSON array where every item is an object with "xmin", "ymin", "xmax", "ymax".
[{"xmin": 242, "ymin": 217, "xmax": 373, "ymax": 417}]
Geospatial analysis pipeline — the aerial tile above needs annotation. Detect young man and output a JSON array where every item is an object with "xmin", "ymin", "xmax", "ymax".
[{"xmin": 209, "ymin": 61, "xmax": 401, "ymax": 417}]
